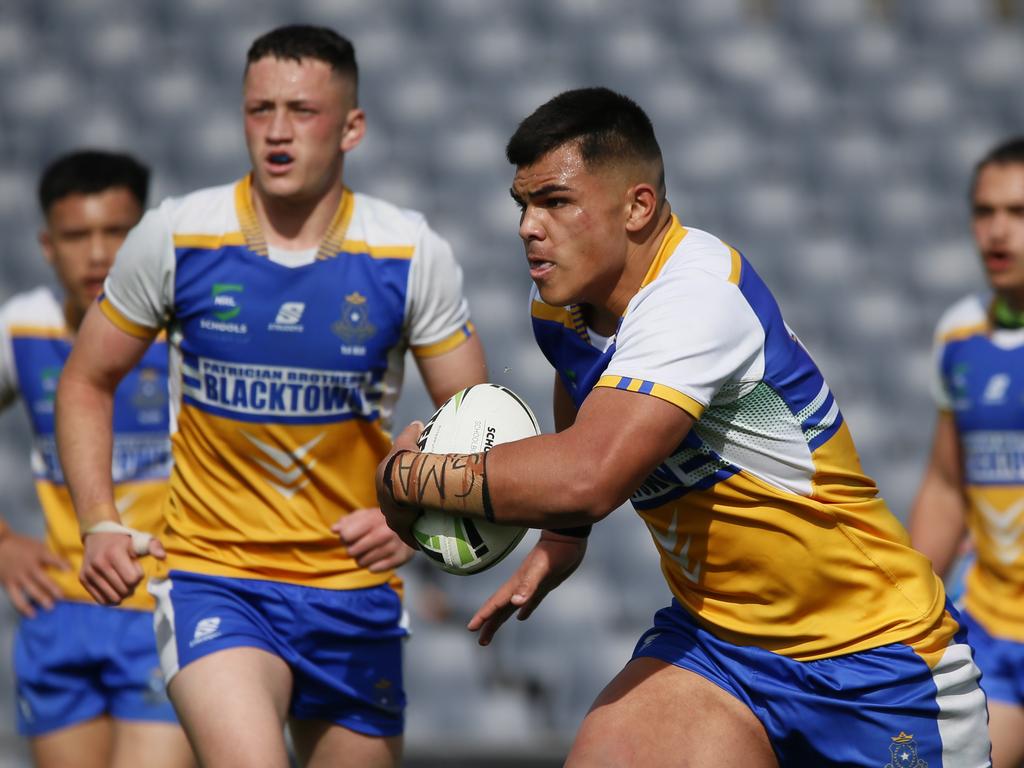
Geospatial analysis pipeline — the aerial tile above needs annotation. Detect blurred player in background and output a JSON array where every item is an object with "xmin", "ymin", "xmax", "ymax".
[
  {"xmin": 55, "ymin": 25, "xmax": 485, "ymax": 768},
  {"xmin": 377, "ymin": 87, "xmax": 991, "ymax": 766},
  {"xmin": 910, "ymin": 137, "xmax": 1024, "ymax": 767},
  {"xmin": 0, "ymin": 150, "xmax": 193, "ymax": 767}
]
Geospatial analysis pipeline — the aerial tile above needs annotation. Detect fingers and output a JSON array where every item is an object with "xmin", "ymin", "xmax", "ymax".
[
  {"xmin": 393, "ymin": 420, "xmax": 424, "ymax": 451},
  {"xmin": 80, "ymin": 535, "xmax": 144, "ymax": 606},
  {"xmin": 333, "ymin": 509, "xmax": 415, "ymax": 572},
  {"xmin": 147, "ymin": 538, "xmax": 166, "ymax": 560},
  {"xmin": 332, "ymin": 507, "xmax": 378, "ymax": 545},
  {"xmin": 17, "ymin": 569, "xmax": 64, "ymax": 614},
  {"xmin": 5, "ymin": 583, "xmax": 37, "ymax": 618}
]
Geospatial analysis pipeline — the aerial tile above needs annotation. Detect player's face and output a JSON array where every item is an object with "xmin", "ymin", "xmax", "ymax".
[
  {"xmin": 39, "ymin": 187, "xmax": 142, "ymax": 317},
  {"xmin": 972, "ymin": 162, "xmax": 1024, "ymax": 301},
  {"xmin": 243, "ymin": 56, "xmax": 365, "ymax": 203},
  {"xmin": 512, "ymin": 143, "xmax": 632, "ymax": 308}
]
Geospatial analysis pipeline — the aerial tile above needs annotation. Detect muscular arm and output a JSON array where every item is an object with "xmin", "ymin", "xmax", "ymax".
[
  {"xmin": 414, "ymin": 333, "xmax": 488, "ymax": 406},
  {"xmin": 384, "ymin": 385, "xmax": 695, "ymax": 529},
  {"xmin": 56, "ymin": 304, "xmax": 163, "ymax": 605},
  {"xmin": 909, "ymin": 410, "xmax": 968, "ymax": 578},
  {"xmin": 56, "ymin": 304, "xmax": 153, "ymax": 529}
]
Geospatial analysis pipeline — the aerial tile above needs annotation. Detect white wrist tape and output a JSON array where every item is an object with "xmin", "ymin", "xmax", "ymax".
[{"xmin": 82, "ymin": 521, "xmax": 153, "ymax": 556}]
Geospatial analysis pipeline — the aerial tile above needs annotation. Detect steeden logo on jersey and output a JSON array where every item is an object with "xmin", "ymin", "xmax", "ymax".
[
  {"xmin": 189, "ymin": 616, "xmax": 223, "ymax": 647},
  {"xmin": 268, "ymin": 301, "xmax": 306, "ymax": 333},
  {"xmin": 200, "ymin": 283, "xmax": 248, "ymax": 334}
]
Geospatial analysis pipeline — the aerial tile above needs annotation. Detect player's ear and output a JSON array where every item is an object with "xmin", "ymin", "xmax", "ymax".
[
  {"xmin": 625, "ymin": 183, "xmax": 658, "ymax": 233},
  {"xmin": 39, "ymin": 229, "xmax": 55, "ymax": 266},
  {"xmin": 340, "ymin": 107, "xmax": 366, "ymax": 154}
]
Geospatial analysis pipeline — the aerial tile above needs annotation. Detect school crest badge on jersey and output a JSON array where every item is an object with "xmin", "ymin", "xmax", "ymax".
[
  {"xmin": 332, "ymin": 292, "xmax": 376, "ymax": 354},
  {"xmin": 884, "ymin": 731, "xmax": 926, "ymax": 768}
]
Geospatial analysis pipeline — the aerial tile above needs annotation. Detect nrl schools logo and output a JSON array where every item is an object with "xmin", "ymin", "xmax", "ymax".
[{"xmin": 200, "ymin": 283, "xmax": 248, "ymax": 334}]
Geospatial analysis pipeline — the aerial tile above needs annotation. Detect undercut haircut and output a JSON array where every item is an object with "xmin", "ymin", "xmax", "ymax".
[
  {"xmin": 506, "ymin": 87, "xmax": 664, "ymax": 179},
  {"xmin": 971, "ymin": 136, "xmax": 1024, "ymax": 200},
  {"xmin": 37, "ymin": 150, "xmax": 149, "ymax": 215},
  {"xmin": 246, "ymin": 25, "xmax": 358, "ymax": 90}
]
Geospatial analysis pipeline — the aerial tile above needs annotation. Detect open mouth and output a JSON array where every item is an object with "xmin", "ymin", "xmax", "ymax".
[
  {"xmin": 266, "ymin": 152, "xmax": 294, "ymax": 172},
  {"xmin": 984, "ymin": 250, "xmax": 1013, "ymax": 272},
  {"xmin": 528, "ymin": 257, "xmax": 554, "ymax": 280}
]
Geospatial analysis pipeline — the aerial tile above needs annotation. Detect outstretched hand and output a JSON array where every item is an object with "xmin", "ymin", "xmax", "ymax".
[
  {"xmin": 331, "ymin": 507, "xmax": 415, "ymax": 572},
  {"xmin": 0, "ymin": 531, "xmax": 69, "ymax": 617},
  {"xmin": 468, "ymin": 530, "xmax": 587, "ymax": 646},
  {"xmin": 375, "ymin": 420, "xmax": 424, "ymax": 549}
]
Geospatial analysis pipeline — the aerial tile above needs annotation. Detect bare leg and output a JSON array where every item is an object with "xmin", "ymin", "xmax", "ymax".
[
  {"xmin": 989, "ymin": 700, "xmax": 1024, "ymax": 768},
  {"xmin": 31, "ymin": 716, "xmax": 113, "ymax": 768},
  {"xmin": 567, "ymin": 658, "xmax": 777, "ymax": 768},
  {"xmin": 110, "ymin": 720, "xmax": 196, "ymax": 768},
  {"xmin": 291, "ymin": 719, "xmax": 402, "ymax": 768},
  {"xmin": 168, "ymin": 647, "xmax": 293, "ymax": 768}
]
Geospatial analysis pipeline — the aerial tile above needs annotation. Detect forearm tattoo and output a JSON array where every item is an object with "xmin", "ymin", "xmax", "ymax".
[{"xmin": 386, "ymin": 450, "xmax": 494, "ymax": 521}]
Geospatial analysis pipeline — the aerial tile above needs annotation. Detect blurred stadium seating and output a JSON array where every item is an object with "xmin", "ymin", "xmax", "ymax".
[{"xmin": 1, "ymin": 0, "xmax": 1021, "ymax": 765}]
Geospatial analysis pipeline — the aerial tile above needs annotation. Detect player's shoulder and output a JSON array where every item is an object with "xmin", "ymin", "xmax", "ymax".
[
  {"xmin": 154, "ymin": 180, "xmax": 240, "ymax": 233},
  {"xmin": 658, "ymin": 225, "xmax": 740, "ymax": 286},
  {"xmin": 0, "ymin": 286, "xmax": 63, "ymax": 331},
  {"xmin": 347, "ymin": 190, "xmax": 434, "ymax": 247},
  {"xmin": 934, "ymin": 293, "xmax": 989, "ymax": 343}
]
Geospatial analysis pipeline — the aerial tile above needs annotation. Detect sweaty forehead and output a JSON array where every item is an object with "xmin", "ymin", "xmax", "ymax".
[{"xmin": 513, "ymin": 144, "xmax": 590, "ymax": 194}]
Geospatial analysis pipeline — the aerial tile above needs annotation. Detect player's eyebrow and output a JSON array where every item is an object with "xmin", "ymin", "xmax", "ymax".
[{"xmin": 511, "ymin": 183, "xmax": 572, "ymax": 204}]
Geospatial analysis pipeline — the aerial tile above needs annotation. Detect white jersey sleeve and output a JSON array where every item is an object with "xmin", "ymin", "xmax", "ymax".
[
  {"xmin": 0, "ymin": 301, "xmax": 19, "ymax": 409},
  {"xmin": 405, "ymin": 224, "xmax": 472, "ymax": 348},
  {"xmin": 102, "ymin": 206, "xmax": 177, "ymax": 331},
  {"xmin": 604, "ymin": 270, "xmax": 764, "ymax": 414}
]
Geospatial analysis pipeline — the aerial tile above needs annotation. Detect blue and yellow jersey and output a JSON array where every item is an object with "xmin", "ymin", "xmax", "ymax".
[
  {"xmin": 0, "ymin": 287, "xmax": 170, "ymax": 610},
  {"xmin": 532, "ymin": 217, "xmax": 951, "ymax": 662},
  {"xmin": 99, "ymin": 177, "xmax": 475, "ymax": 589},
  {"xmin": 932, "ymin": 293, "xmax": 1024, "ymax": 640}
]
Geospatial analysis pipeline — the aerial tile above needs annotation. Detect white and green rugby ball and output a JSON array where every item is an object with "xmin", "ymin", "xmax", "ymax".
[{"xmin": 411, "ymin": 384, "xmax": 539, "ymax": 575}]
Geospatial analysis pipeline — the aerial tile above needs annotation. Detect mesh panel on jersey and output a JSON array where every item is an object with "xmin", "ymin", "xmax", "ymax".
[{"xmin": 695, "ymin": 381, "xmax": 807, "ymax": 461}]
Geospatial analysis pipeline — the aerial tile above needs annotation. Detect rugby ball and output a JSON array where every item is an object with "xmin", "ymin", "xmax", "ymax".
[{"xmin": 411, "ymin": 384, "xmax": 539, "ymax": 575}]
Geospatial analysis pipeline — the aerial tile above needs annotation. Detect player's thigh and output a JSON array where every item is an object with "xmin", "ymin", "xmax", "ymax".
[
  {"xmin": 30, "ymin": 716, "xmax": 113, "ymax": 768},
  {"xmin": 988, "ymin": 701, "xmax": 1024, "ymax": 768},
  {"xmin": 168, "ymin": 647, "xmax": 293, "ymax": 768},
  {"xmin": 290, "ymin": 718, "xmax": 402, "ymax": 768},
  {"xmin": 567, "ymin": 657, "xmax": 777, "ymax": 768},
  {"xmin": 110, "ymin": 720, "xmax": 196, "ymax": 768}
]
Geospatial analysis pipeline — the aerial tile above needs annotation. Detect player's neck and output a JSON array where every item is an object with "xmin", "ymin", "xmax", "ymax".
[
  {"xmin": 251, "ymin": 180, "xmax": 345, "ymax": 250},
  {"xmin": 993, "ymin": 292, "xmax": 1024, "ymax": 328},
  {"xmin": 600, "ymin": 206, "xmax": 674, "ymax": 326},
  {"xmin": 63, "ymin": 297, "xmax": 84, "ymax": 335}
]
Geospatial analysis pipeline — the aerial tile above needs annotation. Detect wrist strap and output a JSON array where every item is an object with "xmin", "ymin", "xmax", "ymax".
[
  {"xmin": 550, "ymin": 525, "xmax": 592, "ymax": 538},
  {"xmin": 82, "ymin": 521, "xmax": 153, "ymax": 556}
]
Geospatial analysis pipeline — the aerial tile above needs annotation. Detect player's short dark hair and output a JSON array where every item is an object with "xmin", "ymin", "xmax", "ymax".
[
  {"xmin": 246, "ymin": 25, "xmax": 358, "ymax": 87},
  {"xmin": 37, "ymin": 150, "xmax": 149, "ymax": 215},
  {"xmin": 506, "ymin": 87, "xmax": 663, "ymax": 174},
  {"xmin": 970, "ymin": 136, "xmax": 1024, "ymax": 199}
]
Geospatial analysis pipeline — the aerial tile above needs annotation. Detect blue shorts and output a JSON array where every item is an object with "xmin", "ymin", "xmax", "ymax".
[
  {"xmin": 633, "ymin": 600, "xmax": 990, "ymax": 767},
  {"xmin": 961, "ymin": 608, "xmax": 1024, "ymax": 707},
  {"xmin": 150, "ymin": 570, "xmax": 407, "ymax": 737},
  {"xmin": 13, "ymin": 600, "xmax": 176, "ymax": 737}
]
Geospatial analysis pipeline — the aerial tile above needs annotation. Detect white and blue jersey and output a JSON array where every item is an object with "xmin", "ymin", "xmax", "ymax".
[
  {"xmin": 533, "ymin": 217, "xmax": 990, "ymax": 764},
  {"xmin": 0, "ymin": 286, "xmax": 176, "ymax": 735},
  {"xmin": 932, "ymin": 293, "xmax": 1024, "ymax": 642},
  {"xmin": 0, "ymin": 286, "xmax": 170, "ymax": 609},
  {"xmin": 99, "ymin": 176, "xmax": 475, "ymax": 590}
]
